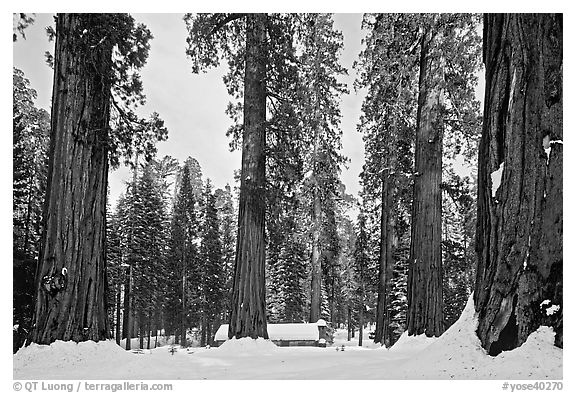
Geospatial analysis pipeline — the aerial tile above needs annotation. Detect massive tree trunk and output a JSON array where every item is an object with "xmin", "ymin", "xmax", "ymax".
[
  {"xmin": 228, "ymin": 13, "xmax": 268, "ymax": 340},
  {"xmin": 474, "ymin": 14, "xmax": 563, "ymax": 355},
  {"xmin": 30, "ymin": 14, "xmax": 113, "ymax": 344},
  {"xmin": 407, "ymin": 27, "xmax": 444, "ymax": 337}
]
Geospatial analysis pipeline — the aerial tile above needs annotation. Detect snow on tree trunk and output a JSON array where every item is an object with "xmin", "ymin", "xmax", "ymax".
[
  {"xmin": 228, "ymin": 13, "xmax": 269, "ymax": 340},
  {"xmin": 30, "ymin": 14, "xmax": 112, "ymax": 344},
  {"xmin": 474, "ymin": 13, "xmax": 563, "ymax": 355},
  {"xmin": 407, "ymin": 27, "xmax": 444, "ymax": 338}
]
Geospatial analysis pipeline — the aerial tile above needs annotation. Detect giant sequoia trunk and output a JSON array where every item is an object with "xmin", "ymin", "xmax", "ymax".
[
  {"xmin": 30, "ymin": 14, "xmax": 113, "ymax": 344},
  {"xmin": 407, "ymin": 28, "xmax": 444, "ymax": 337},
  {"xmin": 228, "ymin": 13, "xmax": 268, "ymax": 340},
  {"xmin": 474, "ymin": 14, "xmax": 563, "ymax": 355}
]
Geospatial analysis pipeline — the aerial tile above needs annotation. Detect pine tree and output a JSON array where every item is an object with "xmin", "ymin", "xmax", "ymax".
[
  {"xmin": 111, "ymin": 160, "xmax": 170, "ymax": 349},
  {"xmin": 475, "ymin": 13, "xmax": 563, "ymax": 354},
  {"xmin": 353, "ymin": 213, "xmax": 370, "ymax": 346},
  {"xmin": 13, "ymin": 68, "xmax": 50, "ymax": 352},
  {"xmin": 214, "ymin": 185, "xmax": 236, "ymax": 321},
  {"xmin": 294, "ymin": 14, "xmax": 348, "ymax": 323},
  {"xmin": 105, "ymin": 206, "xmax": 123, "ymax": 345},
  {"xmin": 356, "ymin": 13, "xmax": 419, "ymax": 346},
  {"xmin": 267, "ymin": 201, "xmax": 307, "ymax": 323},
  {"xmin": 441, "ymin": 170, "xmax": 476, "ymax": 327},
  {"xmin": 199, "ymin": 179, "xmax": 225, "ymax": 345},
  {"xmin": 169, "ymin": 164, "xmax": 199, "ymax": 346},
  {"xmin": 132, "ymin": 165, "xmax": 167, "ymax": 348}
]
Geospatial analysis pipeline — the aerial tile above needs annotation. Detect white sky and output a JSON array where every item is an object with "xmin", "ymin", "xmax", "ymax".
[{"xmin": 11, "ymin": 13, "xmax": 367, "ymax": 206}]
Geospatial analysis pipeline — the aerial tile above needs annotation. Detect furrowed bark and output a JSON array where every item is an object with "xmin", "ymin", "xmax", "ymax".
[
  {"xmin": 407, "ymin": 27, "xmax": 445, "ymax": 337},
  {"xmin": 228, "ymin": 13, "xmax": 268, "ymax": 340},
  {"xmin": 30, "ymin": 14, "xmax": 113, "ymax": 344},
  {"xmin": 474, "ymin": 14, "xmax": 563, "ymax": 355}
]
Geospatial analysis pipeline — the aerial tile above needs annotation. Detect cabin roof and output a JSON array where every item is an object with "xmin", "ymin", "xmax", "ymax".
[{"xmin": 214, "ymin": 323, "xmax": 320, "ymax": 341}]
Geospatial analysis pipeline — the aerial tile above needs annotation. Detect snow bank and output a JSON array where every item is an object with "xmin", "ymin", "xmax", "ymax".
[
  {"xmin": 388, "ymin": 331, "xmax": 437, "ymax": 354},
  {"xmin": 396, "ymin": 295, "xmax": 562, "ymax": 379},
  {"xmin": 14, "ymin": 340, "xmax": 131, "ymax": 379},
  {"xmin": 214, "ymin": 337, "xmax": 278, "ymax": 355},
  {"xmin": 14, "ymin": 339, "xmax": 128, "ymax": 365}
]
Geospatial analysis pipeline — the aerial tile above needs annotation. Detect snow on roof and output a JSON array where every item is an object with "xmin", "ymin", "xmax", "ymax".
[{"xmin": 215, "ymin": 323, "xmax": 320, "ymax": 342}]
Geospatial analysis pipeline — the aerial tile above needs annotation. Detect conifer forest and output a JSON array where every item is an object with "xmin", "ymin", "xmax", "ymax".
[{"xmin": 13, "ymin": 12, "xmax": 563, "ymax": 381}]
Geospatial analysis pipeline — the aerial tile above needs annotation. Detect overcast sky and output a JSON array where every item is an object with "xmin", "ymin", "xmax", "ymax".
[{"xmin": 12, "ymin": 13, "xmax": 367, "ymax": 206}]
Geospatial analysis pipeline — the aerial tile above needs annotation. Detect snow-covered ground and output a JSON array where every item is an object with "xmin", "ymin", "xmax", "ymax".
[{"xmin": 14, "ymin": 297, "xmax": 561, "ymax": 380}]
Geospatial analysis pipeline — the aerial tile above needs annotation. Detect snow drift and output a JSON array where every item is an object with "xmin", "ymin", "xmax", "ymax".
[
  {"xmin": 213, "ymin": 337, "xmax": 278, "ymax": 355},
  {"xmin": 392, "ymin": 295, "xmax": 562, "ymax": 379},
  {"xmin": 13, "ymin": 296, "xmax": 561, "ymax": 380}
]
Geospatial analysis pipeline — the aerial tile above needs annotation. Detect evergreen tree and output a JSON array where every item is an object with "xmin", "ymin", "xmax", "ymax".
[
  {"xmin": 199, "ymin": 179, "xmax": 225, "ymax": 345},
  {"xmin": 132, "ymin": 164, "xmax": 168, "ymax": 348},
  {"xmin": 105, "ymin": 206, "xmax": 123, "ymax": 345},
  {"xmin": 356, "ymin": 13, "xmax": 419, "ymax": 346},
  {"xmin": 356, "ymin": 13, "xmax": 481, "ymax": 342},
  {"xmin": 112, "ymin": 160, "xmax": 170, "ymax": 349},
  {"xmin": 13, "ymin": 67, "xmax": 50, "ymax": 352},
  {"xmin": 267, "ymin": 202, "xmax": 307, "ymax": 323},
  {"xmin": 214, "ymin": 185, "xmax": 237, "ymax": 321},
  {"xmin": 407, "ymin": 13, "xmax": 481, "ymax": 337},
  {"xmin": 169, "ymin": 164, "xmax": 199, "ymax": 346},
  {"xmin": 295, "ymin": 14, "xmax": 347, "ymax": 323},
  {"xmin": 186, "ymin": 13, "xmax": 269, "ymax": 339},
  {"xmin": 30, "ymin": 13, "xmax": 166, "ymax": 345},
  {"xmin": 441, "ymin": 170, "xmax": 476, "ymax": 327},
  {"xmin": 353, "ymin": 213, "xmax": 370, "ymax": 346}
]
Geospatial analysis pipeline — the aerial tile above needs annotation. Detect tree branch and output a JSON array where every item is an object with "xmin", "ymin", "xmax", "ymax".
[{"xmin": 207, "ymin": 13, "xmax": 246, "ymax": 38}]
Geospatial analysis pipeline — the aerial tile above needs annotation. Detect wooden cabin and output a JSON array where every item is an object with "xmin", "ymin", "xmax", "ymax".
[{"xmin": 213, "ymin": 319, "xmax": 328, "ymax": 347}]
